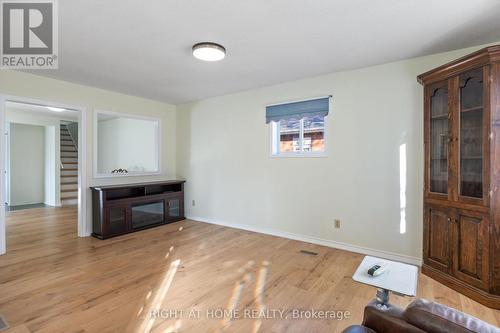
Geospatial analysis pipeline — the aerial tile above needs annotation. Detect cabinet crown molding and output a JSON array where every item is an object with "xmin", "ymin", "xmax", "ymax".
[{"xmin": 418, "ymin": 45, "xmax": 500, "ymax": 85}]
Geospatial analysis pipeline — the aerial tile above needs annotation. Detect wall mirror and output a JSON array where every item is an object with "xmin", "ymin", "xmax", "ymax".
[{"xmin": 94, "ymin": 111, "xmax": 160, "ymax": 177}]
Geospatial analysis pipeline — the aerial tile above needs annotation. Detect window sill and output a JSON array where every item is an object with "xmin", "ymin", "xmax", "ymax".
[{"xmin": 270, "ymin": 153, "xmax": 328, "ymax": 158}]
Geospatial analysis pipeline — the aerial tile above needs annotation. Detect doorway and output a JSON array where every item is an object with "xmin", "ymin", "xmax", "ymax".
[{"xmin": 0, "ymin": 96, "xmax": 88, "ymax": 255}]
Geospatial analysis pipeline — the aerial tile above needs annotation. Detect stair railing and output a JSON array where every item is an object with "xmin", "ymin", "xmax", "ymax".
[{"xmin": 65, "ymin": 122, "xmax": 78, "ymax": 151}]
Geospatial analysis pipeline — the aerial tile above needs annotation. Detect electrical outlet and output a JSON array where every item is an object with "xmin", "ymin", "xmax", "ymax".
[
  {"xmin": 334, "ymin": 219, "xmax": 341, "ymax": 229},
  {"xmin": 192, "ymin": 200, "xmax": 196, "ymax": 206}
]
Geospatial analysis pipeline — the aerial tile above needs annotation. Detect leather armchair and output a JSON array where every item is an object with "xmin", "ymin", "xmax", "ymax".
[{"xmin": 342, "ymin": 299, "xmax": 499, "ymax": 333}]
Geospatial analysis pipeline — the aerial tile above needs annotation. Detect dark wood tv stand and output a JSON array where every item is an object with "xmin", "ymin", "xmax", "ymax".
[{"xmin": 90, "ymin": 180, "xmax": 185, "ymax": 239}]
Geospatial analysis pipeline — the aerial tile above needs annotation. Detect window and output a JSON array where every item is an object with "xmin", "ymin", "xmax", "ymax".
[{"xmin": 267, "ymin": 97, "xmax": 329, "ymax": 156}]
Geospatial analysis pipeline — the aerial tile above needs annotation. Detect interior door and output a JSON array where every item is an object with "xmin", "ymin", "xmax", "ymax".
[
  {"xmin": 425, "ymin": 81, "xmax": 451, "ymax": 200},
  {"xmin": 423, "ymin": 204, "xmax": 452, "ymax": 273},
  {"xmin": 452, "ymin": 209, "xmax": 489, "ymax": 290}
]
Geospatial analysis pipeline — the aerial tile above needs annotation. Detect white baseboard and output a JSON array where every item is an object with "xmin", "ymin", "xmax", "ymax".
[{"xmin": 186, "ymin": 215, "xmax": 422, "ymax": 266}]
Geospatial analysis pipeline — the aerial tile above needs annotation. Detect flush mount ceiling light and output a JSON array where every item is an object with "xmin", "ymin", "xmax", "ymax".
[
  {"xmin": 192, "ymin": 42, "xmax": 226, "ymax": 62},
  {"xmin": 46, "ymin": 106, "xmax": 66, "ymax": 112}
]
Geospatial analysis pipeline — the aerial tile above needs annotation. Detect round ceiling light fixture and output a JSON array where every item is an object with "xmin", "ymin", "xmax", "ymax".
[{"xmin": 192, "ymin": 42, "xmax": 226, "ymax": 62}]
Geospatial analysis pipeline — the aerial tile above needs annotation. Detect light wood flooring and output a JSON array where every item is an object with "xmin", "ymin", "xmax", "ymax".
[{"xmin": 0, "ymin": 207, "xmax": 499, "ymax": 332}]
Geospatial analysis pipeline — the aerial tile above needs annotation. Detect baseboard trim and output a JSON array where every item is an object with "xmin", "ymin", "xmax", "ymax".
[{"xmin": 186, "ymin": 216, "xmax": 422, "ymax": 266}]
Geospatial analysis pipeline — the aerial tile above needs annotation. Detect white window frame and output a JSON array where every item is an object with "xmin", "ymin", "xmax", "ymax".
[{"xmin": 270, "ymin": 115, "xmax": 328, "ymax": 158}]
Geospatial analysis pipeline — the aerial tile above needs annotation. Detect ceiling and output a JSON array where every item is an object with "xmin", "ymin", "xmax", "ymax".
[{"xmin": 29, "ymin": 0, "xmax": 500, "ymax": 104}]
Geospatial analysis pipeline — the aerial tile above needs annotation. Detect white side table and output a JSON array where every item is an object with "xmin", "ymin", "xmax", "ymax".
[{"xmin": 352, "ymin": 256, "xmax": 418, "ymax": 305}]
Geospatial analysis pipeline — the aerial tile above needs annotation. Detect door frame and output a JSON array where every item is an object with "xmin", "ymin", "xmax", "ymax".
[
  {"xmin": 0, "ymin": 95, "xmax": 88, "ymax": 255},
  {"xmin": 4, "ymin": 122, "xmax": 9, "ymax": 206}
]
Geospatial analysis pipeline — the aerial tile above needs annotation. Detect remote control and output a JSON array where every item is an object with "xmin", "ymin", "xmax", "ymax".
[{"xmin": 367, "ymin": 263, "xmax": 388, "ymax": 277}]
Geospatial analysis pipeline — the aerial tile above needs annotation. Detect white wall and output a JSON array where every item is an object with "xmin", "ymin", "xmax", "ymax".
[
  {"xmin": 9, "ymin": 123, "xmax": 45, "ymax": 206},
  {"xmin": 6, "ymin": 109, "xmax": 63, "ymax": 206},
  {"xmin": 0, "ymin": 70, "xmax": 177, "ymax": 240},
  {"xmin": 176, "ymin": 43, "xmax": 497, "ymax": 264},
  {"xmin": 97, "ymin": 117, "xmax": 158, "ymax": 174},
  {"xmin": 44, "ymin": 126, "xmax": 57, "ymax": 206}
]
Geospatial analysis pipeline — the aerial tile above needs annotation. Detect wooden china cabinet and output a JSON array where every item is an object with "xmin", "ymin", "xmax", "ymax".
[{"xmin": 418, "ymin": 45, "xmax": 500, "ymax": 309}]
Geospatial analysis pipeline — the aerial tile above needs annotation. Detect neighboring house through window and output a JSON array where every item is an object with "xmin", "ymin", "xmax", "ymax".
[{"xmin": 266, "ymin": 96, "xmax": 330, "ymax": 156}]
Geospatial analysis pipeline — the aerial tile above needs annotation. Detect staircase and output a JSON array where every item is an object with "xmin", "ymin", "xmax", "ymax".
[{"xmin": 60, "ymin": 122, "xmax": 78, "ymax": 206}]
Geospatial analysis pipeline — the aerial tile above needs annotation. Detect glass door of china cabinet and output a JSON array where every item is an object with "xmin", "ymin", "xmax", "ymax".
[
  {"xmin": 458, "ymin": 67, "xmax": 488, "ymax": 203},
  {"xmin": 427, "ymin": 82, "xmax": 450, "ymax": 197}
]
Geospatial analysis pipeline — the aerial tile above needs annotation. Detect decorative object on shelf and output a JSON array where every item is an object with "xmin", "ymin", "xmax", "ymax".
[
  {"xmin": 111, "ymin": 168, "xmax": 128, "ymax": 174},
  {"xmin": 418, "ymin": 44, "xmax": 500, "ymax": 309}
]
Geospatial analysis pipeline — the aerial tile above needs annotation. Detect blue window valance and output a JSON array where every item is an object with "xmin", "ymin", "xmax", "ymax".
[{"xmin": 265, "ymin": 97, "xmax": 330, "ymax": 123}]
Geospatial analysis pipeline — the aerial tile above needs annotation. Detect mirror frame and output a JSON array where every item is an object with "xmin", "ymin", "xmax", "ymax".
[{"xmin": 93, "ymin": 110, "xmax": 161, "ymax": 178}]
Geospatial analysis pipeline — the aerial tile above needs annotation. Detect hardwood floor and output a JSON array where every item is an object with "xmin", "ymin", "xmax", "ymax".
[{"xmin": 0, "ymin": 207, "xmax": 499, "ymax": 332}]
